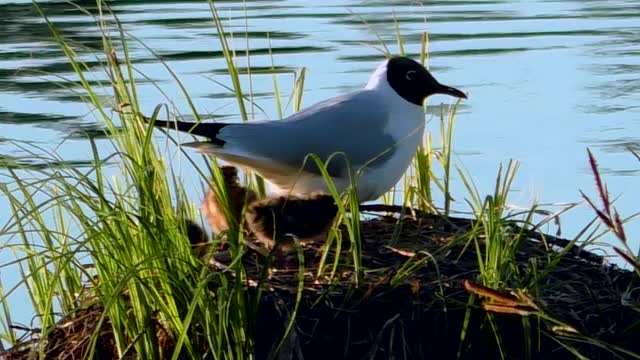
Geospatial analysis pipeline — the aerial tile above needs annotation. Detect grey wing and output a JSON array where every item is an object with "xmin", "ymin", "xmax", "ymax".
[{"xmin": 214, "ymin": 91, "xmax": 397, "ymax": 177}]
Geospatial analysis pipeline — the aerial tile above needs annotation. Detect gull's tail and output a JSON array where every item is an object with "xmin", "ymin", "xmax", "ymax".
[{"xmin": 150, "ymin": 118, "xmax": 229, "ymax": 146}]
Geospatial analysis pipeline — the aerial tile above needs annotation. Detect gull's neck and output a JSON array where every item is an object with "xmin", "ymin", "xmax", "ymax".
[{"xmin": 364, "ymin": 59, "xmax": 389, "ymax": 90}]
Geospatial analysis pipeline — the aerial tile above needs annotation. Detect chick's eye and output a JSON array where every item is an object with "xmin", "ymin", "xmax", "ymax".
[{"xmin": 405, "ymin": 70, "xmax": 416, "ymax": 81}]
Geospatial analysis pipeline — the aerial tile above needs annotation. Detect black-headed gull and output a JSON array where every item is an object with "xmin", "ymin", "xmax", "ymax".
[{"xmin": 152, "ymin": 56, "xmax": 467, "ymax": 202}]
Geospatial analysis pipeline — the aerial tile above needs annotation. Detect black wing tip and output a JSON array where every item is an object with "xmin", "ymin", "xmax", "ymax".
[{"xmin": 149, "ymin": 119, "xmax": 228, "ymax": 146}]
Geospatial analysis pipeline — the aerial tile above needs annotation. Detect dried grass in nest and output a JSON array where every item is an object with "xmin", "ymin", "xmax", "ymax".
[
  {"xmin": 2, "ymin": 304, "xmax": 116, "ymax": 360},
  {"xmin": 3, "ymin": 206, "xmax": 638, "ymax": 359}
]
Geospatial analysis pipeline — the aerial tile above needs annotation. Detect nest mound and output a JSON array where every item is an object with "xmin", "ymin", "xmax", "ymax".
[
  {"xmin": 250, "ymin": 213, "xmax": 638, "ymax": 359},
  {"xmin": 3, "ymin": 212, "xmax": 637, "ymax": 359}
]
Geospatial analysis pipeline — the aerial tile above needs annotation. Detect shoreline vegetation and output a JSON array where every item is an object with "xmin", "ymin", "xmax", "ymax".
[{"xmin": 1, "ymin": 1, "xmax": 639, "ymax": 359}]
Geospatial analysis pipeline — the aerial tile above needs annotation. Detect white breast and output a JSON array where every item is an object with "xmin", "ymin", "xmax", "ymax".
[
  {"xmin": 358, "ymin": 106, "xmax": 424, "ymax": 201},
  {"xmin": 350, "ymin": 74, "xmax": 426, "ymax": 201}
]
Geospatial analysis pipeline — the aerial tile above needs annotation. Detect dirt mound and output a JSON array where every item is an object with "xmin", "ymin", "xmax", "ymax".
[{"xmin": 3, "ymin": 210, "xmax": 637, "ymax": 359}]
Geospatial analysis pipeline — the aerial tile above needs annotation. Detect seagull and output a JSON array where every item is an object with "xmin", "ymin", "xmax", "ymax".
[{"xmin": 151, "ymin": 56, "xmax": 467, "ymax": 202}]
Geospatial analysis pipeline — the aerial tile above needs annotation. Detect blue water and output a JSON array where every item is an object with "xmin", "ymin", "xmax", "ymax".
[{"xmin": 1, "ymin": 0, "xmax": 639, "ymax": 328}]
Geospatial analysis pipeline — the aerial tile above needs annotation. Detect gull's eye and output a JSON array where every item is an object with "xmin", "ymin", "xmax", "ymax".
[{"xmin": 405, "ymin": 70, "xmax": 416, "ymax": 81}]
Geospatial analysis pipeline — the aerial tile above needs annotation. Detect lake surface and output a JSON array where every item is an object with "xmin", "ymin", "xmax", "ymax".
[{"xmin": 1, "ymin": 0, "xmax": 639, "ymax": 291}]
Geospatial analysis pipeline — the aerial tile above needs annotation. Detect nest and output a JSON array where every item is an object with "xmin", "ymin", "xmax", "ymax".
[
  {"xmin": 3, "ymin": 170, "xmax": 639, "ymax": 359},
  {"xmin": 248, "ymin": 213, "xmax": 638, "ymax": 359}
]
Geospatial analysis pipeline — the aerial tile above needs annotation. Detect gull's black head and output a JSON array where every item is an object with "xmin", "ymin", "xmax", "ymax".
[{"xmin": 386, "ymin": 56, "xmax": 467, "ymax": 106}]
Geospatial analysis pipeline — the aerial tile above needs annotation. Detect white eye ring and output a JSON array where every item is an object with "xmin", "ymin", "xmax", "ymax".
[{"xmin": 406, "ymin": 70, "xmax": 416, "ymax": 80}]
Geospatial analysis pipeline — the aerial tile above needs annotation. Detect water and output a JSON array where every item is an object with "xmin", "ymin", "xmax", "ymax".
[{"xmin": 0, "ymin": 0, "xmax": 639, "ymax": 325}]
